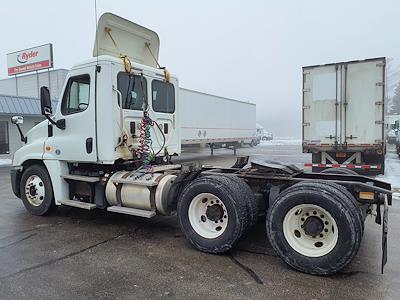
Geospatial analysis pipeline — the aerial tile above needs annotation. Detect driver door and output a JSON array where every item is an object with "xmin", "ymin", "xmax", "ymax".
[{"xmin": 45, "ymin": 66, "xmax": 97, "ymax": 162}]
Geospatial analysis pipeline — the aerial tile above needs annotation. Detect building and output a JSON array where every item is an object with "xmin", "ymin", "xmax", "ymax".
[
  {"xmin": 0, "ymin": 69, "xmax": 67, "ymax": 160},
  {"xmin": 0, "ymin": 94, "xmax": 47, "ymax": 159},
  {"xmin": 0, "ymin": 69, "xmax": 68, "ymax": 100}
]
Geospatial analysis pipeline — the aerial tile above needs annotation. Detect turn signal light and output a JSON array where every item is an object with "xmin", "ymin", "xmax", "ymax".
[{"xmin": 359, "ymin": 191, "xmax": 375, "ymax": 200}]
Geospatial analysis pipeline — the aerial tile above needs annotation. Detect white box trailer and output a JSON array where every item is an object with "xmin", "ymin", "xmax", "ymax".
[
  {"xmin": 302, "ymin": 57, "xmax": 386, "ymax": 174},
  {"xmin": 179, "ymin": 88, "xmax": 257, "ymax": 152}
]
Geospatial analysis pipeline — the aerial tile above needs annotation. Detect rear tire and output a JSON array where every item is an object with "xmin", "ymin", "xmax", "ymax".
[
  {"xmin": 177, "ymin": 175, "xmax": 249, "ymax": 253},
  {"xmin": 206, "ymin": 174, "xmax": 259, "ymax": 230},
  {"xmin": 266, "ymin": 182, "xmax": 362, "ymax": 275},
  {"xmin": 291, "ymin": 181, "xmax": 365, "ymax": 234},
  {"xmin": 20, "ymin": 164, "xmax": 56, "ymax": 216}
]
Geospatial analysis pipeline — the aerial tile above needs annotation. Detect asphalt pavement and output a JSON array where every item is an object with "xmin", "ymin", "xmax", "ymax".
[{"xmin": 0, "ymin": 143, "xmax": 399, "ymax": 299}]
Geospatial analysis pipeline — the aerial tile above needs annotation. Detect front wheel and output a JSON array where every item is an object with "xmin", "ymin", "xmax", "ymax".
[
  {"xmin": 267, "ymin": 182, "xmax": 362, "ymax": 275},
  {"xmin": 20, "ymin": 164, "xmax": 56, "ymax": 216}
]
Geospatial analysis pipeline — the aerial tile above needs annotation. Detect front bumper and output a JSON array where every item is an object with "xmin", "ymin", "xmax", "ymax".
[{"xmin": 10, "ymin": 168, "xmax": 21, "ymax": 198}]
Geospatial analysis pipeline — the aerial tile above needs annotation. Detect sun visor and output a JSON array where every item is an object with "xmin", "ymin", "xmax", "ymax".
[{"xmin": 93, "ymin": 13, "xmax": 160, "ymax": 68}]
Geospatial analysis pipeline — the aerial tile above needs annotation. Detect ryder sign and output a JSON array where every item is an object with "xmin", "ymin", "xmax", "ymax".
[{"xmin": 7, "ymin": 44, "xmax": 53, "ymax": 76}]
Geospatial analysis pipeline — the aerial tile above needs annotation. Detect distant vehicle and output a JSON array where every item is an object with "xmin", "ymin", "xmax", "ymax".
[
  {"xmin": 385, "ymin": 114, "xmax": 399, "ymax": 144},
  {"xmin": 256, "ymin": 124, "xmax": 273, "ymax": 141},
  {"xmin": 392, "ymin": 120, "xmax": 400, "ymax": 155},
  {"xmin": 302, "ymin": 57, "xmax": 386, "ymax": 175},
  {"xmin": 387, "ymin": 128, "xmax": 397, "ymax": 145}
]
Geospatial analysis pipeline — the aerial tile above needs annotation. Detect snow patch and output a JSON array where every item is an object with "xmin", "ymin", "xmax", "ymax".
[
  {"xmin": 260, "ymin": 138, "xmax": 302, "ymax": 146},
  {"xmin": 376, "ymin": 150, "xmax": 400, "ymax": 190}
]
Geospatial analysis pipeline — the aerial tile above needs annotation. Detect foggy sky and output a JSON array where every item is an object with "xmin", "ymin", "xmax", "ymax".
[{"xmin": 1, "ymin": 0, "xmax": 399, "ymax": 137}]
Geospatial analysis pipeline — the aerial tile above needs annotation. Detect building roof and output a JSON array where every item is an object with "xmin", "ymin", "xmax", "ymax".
[{"xmin": 0, "ymin": 94, "xmax": 57, "ymax": 116}]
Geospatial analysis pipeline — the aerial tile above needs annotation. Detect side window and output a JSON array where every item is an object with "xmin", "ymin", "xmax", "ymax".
[
  {"xmin": 117, "ymin": 73, "xmax": 147, "ymax": 110},
  {"xmin": 0, "ymin": 121, "xmax": 9, "ymax": 154},
  {"xmin": 152, "ymin": 80, "xmax": 175, "ymax": 113},
  {"xmin": 61, "ymin": 75, "xmax": 90, "ymax": 115}
]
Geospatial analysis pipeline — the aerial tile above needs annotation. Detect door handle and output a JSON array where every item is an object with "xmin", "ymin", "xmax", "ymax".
[{"xmin": 86, "ymin": 137, "xmax": 93, "ymax": 154}]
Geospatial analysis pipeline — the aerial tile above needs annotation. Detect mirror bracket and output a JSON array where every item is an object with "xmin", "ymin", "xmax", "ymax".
[{"xmin": 16, "ymin": 124, "xmax": 27, "ymax": 143}]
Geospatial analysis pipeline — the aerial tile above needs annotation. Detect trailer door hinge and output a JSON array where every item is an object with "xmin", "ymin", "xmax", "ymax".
[
  {"xmin": 303, "ymin": 88, "xmax": 311, "ymax": 92},
  {"xmin": 375, "ymin": 101, "xmax": 384, "ymax": 105},
  {"xmin": 376, "ymin": 62, "xmax": 385, "ymax": 67},
  {"xmin": 375, "ymin": 120, "xmax": 384, "ymax": 124},
  {"xmin": 302, "ymin": 105, "xmax": 310, "ymax": 109},
  {"xmin": 303, "ymin": 71, "xmax": 310, "ymax": 75},
  {"xmin": 376, "ymin": 82, "xmax": 385, "ymax": 86},
  {"xmin": 302, "ymin": 122, "xmax": 310, "ymax": 126}
]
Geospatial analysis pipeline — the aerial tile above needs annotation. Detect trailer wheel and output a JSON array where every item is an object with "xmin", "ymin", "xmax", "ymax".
[
  {"xmin": 267, "ymin": 182, "xmax": 362, "ymax": 275},
  {"xmin": 20, "ymin": 164, "xmax": 56, "ymax": 216},
  {"xmin": 206, "ymin": 174, "xmax": 259, "ymax": 230},
  {"xmin": 177, "ymin": 175, "xmax": 249, "ymax": 253},
  {"xmin": 320, "ymin": 168, "xmax": 358, "ymax": 175}
]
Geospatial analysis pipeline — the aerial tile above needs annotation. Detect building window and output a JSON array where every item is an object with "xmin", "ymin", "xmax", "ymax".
[
  {"xmin": 61, "ymin": 75, "xmax": 90, "ymax": 115},
  {"xmin": 0, "ymin": 121, "xmax": 9, "ymax": 154},
  {"xmin": 152, "ymin": 80, "xmax": 175, "ymax": 113}
]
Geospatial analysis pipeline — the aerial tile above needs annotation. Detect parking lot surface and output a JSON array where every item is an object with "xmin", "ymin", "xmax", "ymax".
[{"xmin": 0, "ymin": 143, "xmax": 399, "ymax": 299}]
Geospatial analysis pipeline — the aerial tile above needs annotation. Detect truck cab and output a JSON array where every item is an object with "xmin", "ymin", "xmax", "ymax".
[{"xmin": 11, "ymin": 13, "xmax": 180, "ymax": 205}]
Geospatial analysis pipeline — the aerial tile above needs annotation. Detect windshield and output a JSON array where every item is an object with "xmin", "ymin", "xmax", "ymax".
[{"xmin": 117, "ymin": 72, "xmax": 147, "ymax": 110}]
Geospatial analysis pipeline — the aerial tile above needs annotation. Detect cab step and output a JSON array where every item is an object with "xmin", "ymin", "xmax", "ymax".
[
  {"xmin": 107, "ymin": 206, "xmax": 156, "ymax": 218},
  {"xmin": 59, "ymin": 199, "xmax": 97, "ymax": 210},
  {"xmin": 61, "ymin": 174, "xmax": 100, "ymax": 183}
]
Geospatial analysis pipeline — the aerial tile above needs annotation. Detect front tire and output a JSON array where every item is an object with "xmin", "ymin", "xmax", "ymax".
[
  {"xmin": 177, "ymin": 176, "xmax": 249, "ymax": 253},
  {"xmin": 267, "ymin": 182, "xmax": 362, "ymax": 275},
  {"xmin": 20, "ymin": 164, "xmax": 56, "ymax": 216}
]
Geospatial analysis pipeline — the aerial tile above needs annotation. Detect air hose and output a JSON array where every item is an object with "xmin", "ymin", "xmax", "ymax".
[{"xmin": 136, "ymin": 112, "xmax": 154, "ymax": 173}]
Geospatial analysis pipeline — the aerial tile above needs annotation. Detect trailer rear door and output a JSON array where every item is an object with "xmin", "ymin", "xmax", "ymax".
[
  {"xmin": 303, "ymin": 64, "xmax": 340, "ymax": 145},
  {"xmin": 343, "ymin": 59, "xmax": 385, "ymax": 145},
  {"xmin": 303, "ymin": 57, "xmax": 385, "ymax": 148}
]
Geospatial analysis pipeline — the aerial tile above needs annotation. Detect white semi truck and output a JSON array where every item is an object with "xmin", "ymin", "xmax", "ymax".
[
  {"xmin": 10, "ymin": 13, "xmax": 391, "ymax": 275},
  {"xmin": 302, "ymin": 58, "xmax": 386, "ymax": 175}
]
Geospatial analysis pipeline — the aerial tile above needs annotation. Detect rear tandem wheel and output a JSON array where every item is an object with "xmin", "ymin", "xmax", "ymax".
[
  {"xmin": 177, "ymin": 175, "xmax": 251, "ymax": 253},
  {"xmin": 266, "ymin": 182, "xmax": 363, "ymax": 275}
]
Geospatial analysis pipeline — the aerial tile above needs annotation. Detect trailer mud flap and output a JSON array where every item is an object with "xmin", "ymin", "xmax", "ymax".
[{"xmin": 381, "ymin": 198, "xmax": 388, "ymax": 274}]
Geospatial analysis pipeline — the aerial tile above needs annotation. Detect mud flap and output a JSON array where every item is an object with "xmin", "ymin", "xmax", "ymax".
[{"xmin": 381, "ymin": 197, "xmax": 388, "ymax": 274}]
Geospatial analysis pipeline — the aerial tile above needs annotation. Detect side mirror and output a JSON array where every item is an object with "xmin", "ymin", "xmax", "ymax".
[
  {"xmin": 10, "ymin": 116, "xmax": 27, "ymax": 143},
  {"xmin": 40, "ymin": 86, "xmax": 52, "ymax": 116},
  {"xmin": 11, "ymin": 116, "xmax": 24, "ymax": 125}
]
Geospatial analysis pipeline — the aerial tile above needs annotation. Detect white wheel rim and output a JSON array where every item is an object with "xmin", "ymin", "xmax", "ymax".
[
  {"xmin": 188, "ymin": 193, "xmax": 228, "ymax": 239},
  {"xmin": 283, "ymin": 204, "xmax": 338, "ymax": 257},
  {"xmin": 24, "ymin": 175, "xmax": 45, "ymax": 207}
]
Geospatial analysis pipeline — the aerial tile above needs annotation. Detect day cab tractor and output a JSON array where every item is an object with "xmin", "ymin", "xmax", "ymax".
[{"xmin": 10, "ymin": 13, "xmax": 391, "ymax": 275}]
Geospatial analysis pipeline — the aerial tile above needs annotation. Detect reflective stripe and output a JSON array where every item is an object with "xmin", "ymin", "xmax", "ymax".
[{"xmin": 304, "ymin": 163, "xmax": 381, "ymax": 170}]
